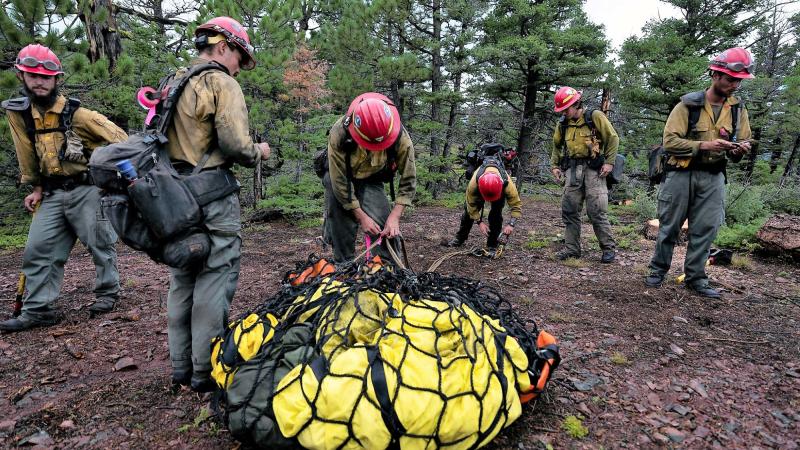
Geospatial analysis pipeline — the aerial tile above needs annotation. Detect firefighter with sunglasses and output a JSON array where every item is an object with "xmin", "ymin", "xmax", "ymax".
[{"xmin": 645, "ymin": 47, "xmax": 754, "ymax": 298}]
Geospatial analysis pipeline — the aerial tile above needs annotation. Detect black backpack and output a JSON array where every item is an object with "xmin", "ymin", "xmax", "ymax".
[
  {"xmin": 1, "ymin": 96, "xmax": 81, "ymax": 161},
  {"xmin": 89, "ymin": 62, "xmax": 240, "ymax": 269},
  {"xmin": 648, "ymin": 93, "xmax": 742, "ymax": 184},
  {"xmin": 473, "ymin": 154, "xmax": 510, "ymax": 186},
  {"xmin": 464, "ymin": 142, "xmax": 505, "ymax": 181}
]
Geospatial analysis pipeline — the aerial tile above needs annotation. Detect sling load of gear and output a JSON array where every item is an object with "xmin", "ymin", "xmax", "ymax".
[{"xmin": 210, "ymin": 255, "xmax": 560, "ymax": 450}]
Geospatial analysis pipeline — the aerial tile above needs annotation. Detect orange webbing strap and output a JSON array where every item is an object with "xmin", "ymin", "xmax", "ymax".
[
  {"xmin": 287, "ymin": 258, "xmax": 336, "ymax": 286},
  {"xmin": 519, "ymin": 330, "xmax": 560, "ymax": 404}
]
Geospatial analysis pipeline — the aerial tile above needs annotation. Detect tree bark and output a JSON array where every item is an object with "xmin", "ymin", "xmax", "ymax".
[
  {"xmin": 81, "ymin": 0, "xmax": 123, "ymax": 71},
  {"xmin": 516, "ymin": 57, "xmax": 538, "ymax": 177},
  {"xmin": 781, "ymin": 133, "xmax": 800, "ymax": 183}
]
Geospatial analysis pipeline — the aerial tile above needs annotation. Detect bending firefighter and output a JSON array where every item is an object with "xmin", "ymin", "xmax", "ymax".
[
  {"xmin": 443, "ymin": 156, "xmax": 522, "ymax": 256},
  {"xmin": 550, "ymin": 86, "xmax": 618, "ymax": 263},
  {"xmin": 0, "ymin": 44, "xmax": 127, "ymax": 332},
  {"xmin": 165, "ymin": 17, "xmax": 271, "ymax": 392},
  {"xmin": 322, "ymin": 92, "xmax": 416, "ymax": 264},
  {"xmin": 645, "ymin": 47, "xmax": 753, "ymax": 298}
]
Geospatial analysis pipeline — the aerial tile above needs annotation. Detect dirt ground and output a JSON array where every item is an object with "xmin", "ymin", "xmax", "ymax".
[{"xmin": 0, "ymin": 196, "xmax": 798, "ymax": 449}]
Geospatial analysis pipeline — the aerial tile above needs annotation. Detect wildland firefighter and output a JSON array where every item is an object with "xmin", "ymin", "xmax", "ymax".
[
  {"xmin": 0, "ymin": 44, "xmax": 127, "ymax": 333},
  {"xmin": 645, "ymin": 47, "xmax": 754, "ymax": 298},
  {"xmin": 550, "ymin": 86, "xmax": 618, "ymax": 263}
]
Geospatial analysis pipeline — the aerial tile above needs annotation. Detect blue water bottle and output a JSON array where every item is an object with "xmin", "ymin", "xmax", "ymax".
[{"xmin": 116, "ymin": 159, "xmax": 138, "ymax": 182}]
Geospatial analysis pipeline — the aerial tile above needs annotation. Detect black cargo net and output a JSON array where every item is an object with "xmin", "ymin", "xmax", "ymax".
[{"xmin": 212, "ymin": 255, "xmax": 559, "ymax": 449}]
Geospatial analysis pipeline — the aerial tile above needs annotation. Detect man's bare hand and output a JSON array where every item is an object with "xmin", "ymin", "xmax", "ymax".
[
  {"xmin": 551, "ymin": 168, "xmax": 563, "ymax": 183},
  {"xmin": 599, "ymin": 163, "xmax": 614, "ymax": 177},
  {"xmin": 700, "ymin": 139, "xmax": 735, "ymax": 152},
  {"xmin": 258, "ymin": 142, "xmax": 271, "ymax": 160},
  {"xmin": 24, "ymin": 188, "xmax": 42, "ymax": 213}
]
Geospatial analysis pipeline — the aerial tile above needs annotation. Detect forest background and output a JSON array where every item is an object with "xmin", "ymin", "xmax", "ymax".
[{"xmin": 0, "ymin": 0, "xmax": 799, "ymax": 251}]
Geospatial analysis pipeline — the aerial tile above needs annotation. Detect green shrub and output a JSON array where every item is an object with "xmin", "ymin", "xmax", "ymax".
[
  {"xmin": 724, "ymin": 183, "xmax": 768, "ymax": 226},
  {"xmin": 257, "ymin": 174, "xmax": 324, "ymax": 219},
  {"xmin": 562, "ymin": 415, "xmax": 589, "ymax": 439},
  {"xmin": 763, "ymin": 181, "xmax": 800, "ymax": 215},
  {"xmin": 714, "ymin": 217, "xmax": 767, "ymax": 250},
  {"xmin": 632, "ymin": 189, "xmax": 657, "ymax": 222}
]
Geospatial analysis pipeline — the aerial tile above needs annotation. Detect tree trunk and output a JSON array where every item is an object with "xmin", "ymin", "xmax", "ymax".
[
  {"xmin": 743, "ymin": 125, "xmax": 760, "ymax": 179},
  {"xmin": 516, "ymin": 58, "xmax": 538, "ymax": 177},
  {"xmin": 253, "ymin": 162, "xmax": 263, "ymax": 207},
  {"xmin": 81, "ymin": 0, "xmax": 123, "ymax": 71},
  {"xmin": 601, "ymin": 88, "xmax": 611, "ymax": 117},
  {"xmin": 429, "ymin": 0, "xmax": 444, "ymax": 198},
  {"xmin": 769, "ymin": 134, "xmax": 782, "ymax": 173},
  {"xmin": 781, "ymin": 133, "xmax": 800, "ymax": 184}
]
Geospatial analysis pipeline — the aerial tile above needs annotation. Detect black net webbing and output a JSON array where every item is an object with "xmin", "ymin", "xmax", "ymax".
[{"xmin": 211, "ymin": 255, "xmax": 559, "ymax": 450}]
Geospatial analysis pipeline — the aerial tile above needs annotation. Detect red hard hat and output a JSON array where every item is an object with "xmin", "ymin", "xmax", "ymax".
[
  {"xmin": 196, "ymin": 17, "xmax": 256, "ymax": 70},
  {"xmin": 478, "ymin": 172, "xmax": 504, "ymax": 202},
  {"xmin": 15, "ymin": 44, "xmax": 63, "ymax": 76},
  {"xmin": 346, "ymin": 92, "xmax": 402, "ymax": 152},
  {"xmin": 709, "ymin": 47, "xmax": 754, "ymax": 79},
  {"xmin": 554, "ymin": 86, "xmax": 581, "ymax": 112}
]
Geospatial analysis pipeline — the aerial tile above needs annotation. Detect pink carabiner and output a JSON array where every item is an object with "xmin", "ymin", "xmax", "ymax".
[{"xmin": 136, "ymin": 87, "xmax": 159, "ymax": 125}]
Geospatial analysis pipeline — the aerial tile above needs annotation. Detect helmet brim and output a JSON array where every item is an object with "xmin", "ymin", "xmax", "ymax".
[
  {"xmin": 347, "ymin": 93, "xmax": 402, "ymax": 151},
  {"xmin": 710, "ymin": 66, "xmax": 754, "ymax": 79},
  {"xmin": 16, "ymin": 64, "xmax": 62, "ymax": 76}
]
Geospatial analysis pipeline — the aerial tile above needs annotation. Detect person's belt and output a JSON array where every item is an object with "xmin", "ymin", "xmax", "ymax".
[{"xmin": 42, "ymin": 172, "xmax": 94, "ymax": 192}]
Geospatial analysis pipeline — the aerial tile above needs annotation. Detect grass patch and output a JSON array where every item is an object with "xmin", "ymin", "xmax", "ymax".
[
  {"xmin": 0, "ymin": 215, "xmax": 31, "ymax": 250},
  {"xmin": 562, "ymin": 415, "xmax": 589, "ymax": 439},
  {"xmin": 525, "ymin": 238, "xmax": 550, "ymax": 250},
  {"xmin": 610, "ymin": 352, "xmax": 629, "ymax": 365},
  {"xmin": 714, "ymin": 217, "xmax": 767, "ymax": 251},
  {"xmin": 297, "ymin": 217, "xmax": 323, "ymax": 229},
  {"xmin": 561, "ymin": 257, "xmax": 587, "ymax": 268},
  {"xmin": 548, "ymin": 312, "xmax": 572, "ymax": 323},
  {"xmin": 257, "ymin": 174, "xmax": 324, "ymax": 219},
  {"xmin": 731, "ymin": 254, "xmax": 753, "ymax": 271},
  {"xmin": 177, "ymin": 407, "xmax": 211, "ymax": 433}
]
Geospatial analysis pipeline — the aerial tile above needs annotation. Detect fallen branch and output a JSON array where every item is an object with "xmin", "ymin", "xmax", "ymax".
[{"xmin": 704, "ymin": 337, "xmax": 769, "ymax": 345}]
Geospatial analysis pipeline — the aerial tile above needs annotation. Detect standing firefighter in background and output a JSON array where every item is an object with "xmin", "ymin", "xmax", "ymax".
[
  {"xmin": 645, "ymin": 48, "xmax": 753, "ymax": 298},
  {"xmin": 166, "ymin": 17, "xmax": 271, "ymax": 392},
  {"xmin": 550, "ymin": 86, "xmax": 618, "ymax": 263},
  {"xmin": 442, "ymin": 156, "xmax": 522, "ymax": 255},
  {"xmin": 0, "ymin": 45, "xmax": 127, "ymax": 332},
  {"xmin": 322, "ymin": 92, "xmax": 416, "ymax": 264}
]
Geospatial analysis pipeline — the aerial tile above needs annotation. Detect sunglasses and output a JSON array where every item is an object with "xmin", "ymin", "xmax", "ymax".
[
  {"xmin": 711, "ymin": 60, "xmax": 753, "ymax": 73},
  {"xmin": 16, "ymin": 56, "xmax": 61, "ymax": 72}
]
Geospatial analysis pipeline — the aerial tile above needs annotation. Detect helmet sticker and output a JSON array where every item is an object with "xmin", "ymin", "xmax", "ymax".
[{"xmin": 354, "ymin": 114, "xmax": 362, "ymax": 128}]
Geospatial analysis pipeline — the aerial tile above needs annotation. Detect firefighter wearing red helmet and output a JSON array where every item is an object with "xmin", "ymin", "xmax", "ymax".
[
  {"xmin": 550, "ymin": 86, "xmax": 619, "ymax": 263},
  {"xmin": 164, "ymin": 17, "xmax": 271, "ymax": 392},
  {"xmin": 645, "ymin": 47, "xmax": 754, "ymax": 298},
  {"xmin": 0, "ymin": 44, "xmax": 129, "ymax": 332},
  {"xmin": 321, "ymin": 92, "xmax": 417, "ymax": 263},
  {"xmin": 442, "ymin": 154, "xmax": 522, "ymax": 254}
]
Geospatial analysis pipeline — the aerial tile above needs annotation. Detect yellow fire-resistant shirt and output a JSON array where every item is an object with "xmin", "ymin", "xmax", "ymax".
[
  {"xmin": 165, "ymin": 58, "xmax": 261, "ymax": 169},
  {"xmin": 550, "ymin": 109, "xmax": 619, "ymax": 169},
  {"xmin": 662, "ymin": 92, "xmax": 751, "ymax": 168},
  {"xmin": 327, "ymin": 116, "xmax": 417, "ymax": 211},
  {"xmin": 465, "ymin": 166, "xmax": 523, "ymax": 220},
  {"xmin": 5, "ymin": 95, "xmax": 128, "ymax": 185}
]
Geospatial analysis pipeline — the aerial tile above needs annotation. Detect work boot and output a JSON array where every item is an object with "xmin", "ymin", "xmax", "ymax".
[
  {"xmin": 88, "ymin": 296, "xmax": 116, "ymax": 316},
  {"xmin": 557, "ymin": 250, "xmax": 580, "ymax": 261},
  {"xmin": 686, "ymin": 284, "xmax": 721, "ymax": 299},
  {"xmin": 0, "ymin": 315, "xmax": 56, "ymax": 333},
  {"xmin": 601, "ymin": 250, "xmax": 616, "ymax": 264},
  {"xmin": 644, "ymin": 273, "xmax": 664, "ymax": 287},
  {"xmin": 191, "ymin": 372, "xmax": 217, "ymax": 393},
  {"xmin": 172, "ymin": 368, "xmax": 192, "ymax": 388},
  {"xmin": 441, "ymin": 237, "xmax": 465, "ymax": 248}
]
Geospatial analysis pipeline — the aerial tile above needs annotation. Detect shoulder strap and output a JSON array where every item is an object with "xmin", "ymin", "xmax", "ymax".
[
  {"xmin": 558, "ymin": 116, "xmax": 567, "ymax": 150},
  {"xmin": 61, "ymin": 98, "xmax": 81, "ymax": 130},
  {"xmin": 475, "ymin": 156, "xmax": 509, "ymax": 187},
  {"xmin": 583, "ymin": 109, "xmax": 596, "ymax": 131},
  {"xmin": 155, "ymin": 62, "xmax": 227, "ymax": 138},
  {"xmin": 730, "ymin": 103, "xmax": 741, "ymax": 141},
  {"xmin": 2, "ymin": 97, "xmax": 37, "ymax": 144},
  {"xmin": 686, "ymin": 105, "xmax": 702, "ymax": 136}
]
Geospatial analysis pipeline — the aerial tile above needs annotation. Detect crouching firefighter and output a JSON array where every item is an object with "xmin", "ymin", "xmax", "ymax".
[
  {"xmin": 0, "ymin": 44, "xmax": 128, "ymax": 333},
  {"xmin": 550, "ymin": 86, "xmax": 618, "ymax": 263},
  {"xmin": 319, "ymin": 92, "xmax": 417, "ymax": 264},
  {"xmin": 443, "ymin": 156, "xmax": 522, "ymax": 256}
]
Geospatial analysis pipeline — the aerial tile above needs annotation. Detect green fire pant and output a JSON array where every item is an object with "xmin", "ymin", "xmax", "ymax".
[
  {"xmin": 648, "ymin": 170, "xmax": 725, "ymax": 289},
  {"xmin": 167, "ymin": 193, "xmax": 241, "ymax": 378},
  {"xmin": 561, "ymin": 165, "xmax": 616, "ymax": 256},
  {"xmin": 322, "ymin": 172, "xmax": 394, "ymax": 264},
  {"xmin": 19, "ymin": 184, "xmax": 119, "ymax": 323}
]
